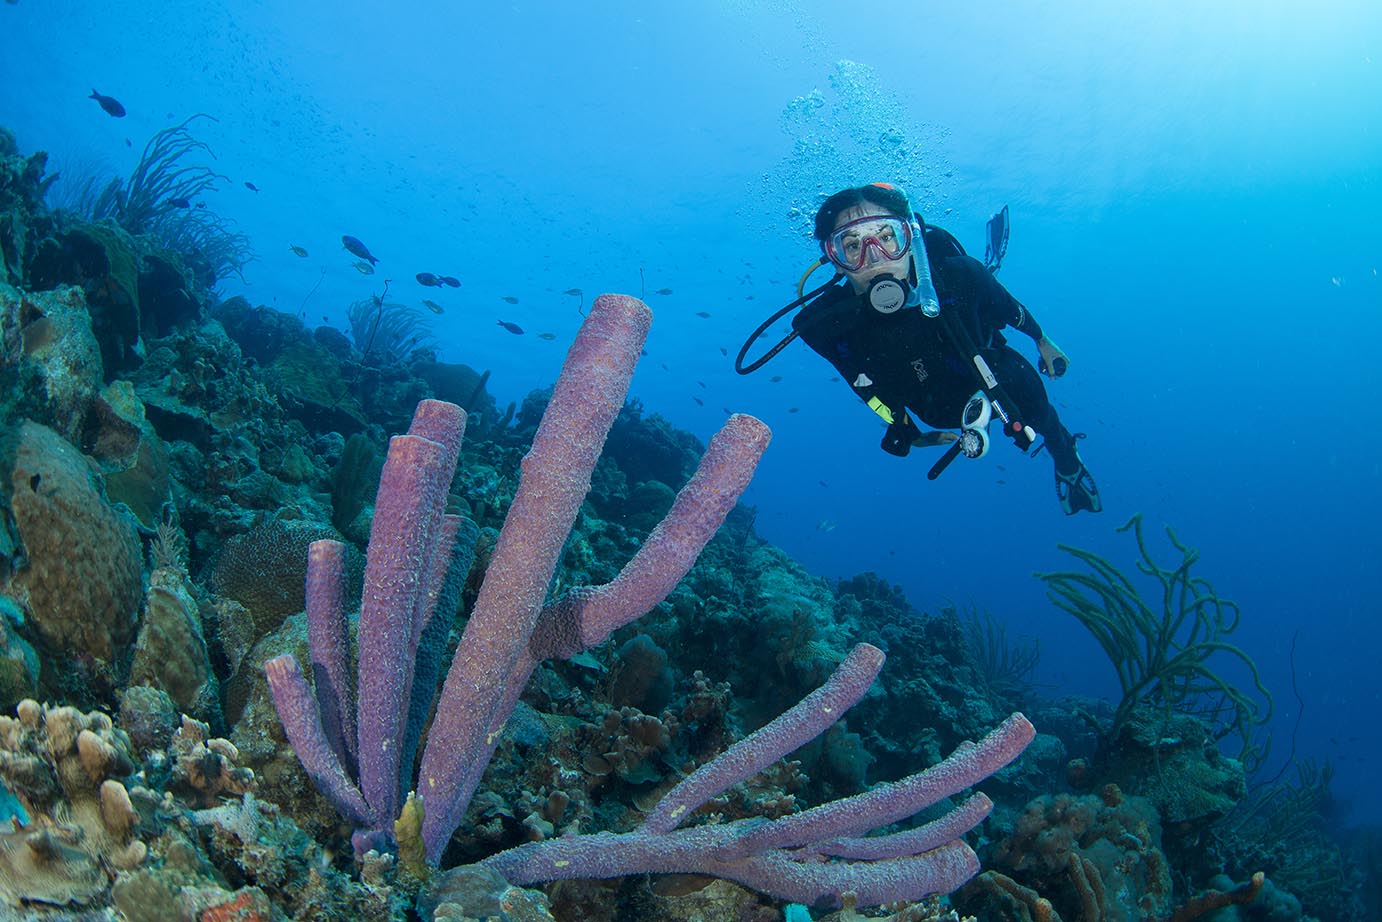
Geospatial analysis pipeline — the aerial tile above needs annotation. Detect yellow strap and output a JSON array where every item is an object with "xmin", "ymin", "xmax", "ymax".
[
  {"xmin": 796, "ymin": 259, "xmax": 828, "ymax": 298},
  {"xmin": 866, "ymin": 397, "xmax": 895, "ymax": 425}
]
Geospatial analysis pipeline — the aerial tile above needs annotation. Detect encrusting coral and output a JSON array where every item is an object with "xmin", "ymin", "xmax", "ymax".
[{"xmin": 0, "ymin": 700, "xmax": 145, "ymax": 908}]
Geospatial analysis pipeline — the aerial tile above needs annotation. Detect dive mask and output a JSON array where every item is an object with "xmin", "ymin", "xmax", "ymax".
[{"xmin": 824, "ymin": 215, "xmax": 912, "ymax": 271}]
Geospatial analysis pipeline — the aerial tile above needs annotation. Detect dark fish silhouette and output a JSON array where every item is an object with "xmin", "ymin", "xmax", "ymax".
[
  {"xmin": 244, "ymin": 181, "xmax": 260, "ymax": 192},
  {"xmin": 537, "ymin": 332, "xmax": 557, "ymax": 340},
  {"xmin": 497, "ymin": 320, "xmax": 524, "ymax": 335},
  {"xmin": 719, "ymin": 346, "xmax": 727, "ymax": 356},
  {"xmin": 693, "ymin": 397, "xmax": 704, "ymax": 406},
  {"xmin": 422, "ymin": 299, "xmax": 444, "ymax": 315},
  {"xmin": 563, "ymin": 288, "xmax": 582, "ymax": 296},
  {"xmin": 501, "ymin": 296, "xmax": 519, "ymax": 304},
  {"xmin": 770, "ymin": 375, "xmax": 783, "ymax": 383},
  {"xmin": 341, "ymin": 235, "xmax": 378, "ymax": 264},
  {"xmin": 168, "ymin": 197, "xmax": 191, "ymax": 209},
  {"xmin": 655, "ymin": 288, "xmax": 673, "ymax": 295},
  {"xmin": 89, "ymin": 90, "xmax": 126, "ymax": 117},
  {"xmin": 416, "ymin": 272, "xmax": 441, "ymax": 287},
  {"xmin": 438, "ymin": 275, "xmax": 461, "ymax": 288},
  {"xmin": 289, "ymin": 244, "xmax": 308, "ymax": 257},
  {"xmin": 695, "ymin": 311, "xmax": 711, "ymax": 318}
]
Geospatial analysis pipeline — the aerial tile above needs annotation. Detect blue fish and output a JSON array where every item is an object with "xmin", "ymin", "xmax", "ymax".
[
  {"xmin": 341, "ymin": 235, "xmax": 378, "ymax": 265},
  {"xmin": 497, "ymin": 320, "xmax": 524, "ymax": 335},
  {"xmin": 89, "ymin": 89, "xmax": 126, "ymax": 118}
]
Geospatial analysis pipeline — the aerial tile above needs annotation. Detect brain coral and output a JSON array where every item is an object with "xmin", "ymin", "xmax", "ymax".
[
  {"xmin": 209, "ymin": 516, "xmax": 346, "ymax": 638},
  {"xmin": 0, "ymin": 421, "xmax": 142, "ymax": 664}
]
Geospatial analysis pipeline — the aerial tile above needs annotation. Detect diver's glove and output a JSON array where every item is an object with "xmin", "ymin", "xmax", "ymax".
[
  {"xmin": 1037, "ymin": 336, "xmax": 1070, "ymax": 378},
  {"xmin": 881, "ymin": 415, "xmax": 922, "ymax": 456}
]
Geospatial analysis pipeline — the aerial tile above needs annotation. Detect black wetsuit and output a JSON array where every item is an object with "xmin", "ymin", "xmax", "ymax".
[{"xmin": 793, "ymin": 224, "xmax": 1079, "ymax": 472}]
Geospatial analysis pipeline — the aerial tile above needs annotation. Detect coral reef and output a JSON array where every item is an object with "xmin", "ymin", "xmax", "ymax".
[
  {"xmin": 0, "ymin": 127, "xmax": 1367, "ymax": 919},
  {"xmin": 1, "ymin": 419, "xmax": 143, "ymax": 676}
]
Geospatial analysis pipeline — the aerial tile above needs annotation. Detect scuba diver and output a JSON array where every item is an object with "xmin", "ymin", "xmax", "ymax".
[{"xmin": 736, "ymin": 183, "xmax": 1101, "ymax": 515}]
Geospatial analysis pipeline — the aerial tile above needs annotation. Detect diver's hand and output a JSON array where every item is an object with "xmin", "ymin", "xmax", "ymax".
[
  {"xmin": 911, "ymin": 430, "xmax": 960, "ymax": 449},
  {"xmin": 1037, "ymin": 336, "xmax": 1070, "ymax": 378}
]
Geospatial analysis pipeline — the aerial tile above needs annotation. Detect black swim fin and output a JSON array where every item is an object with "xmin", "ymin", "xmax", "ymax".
[
  {"xmin": 984, "ymin": 204, "xmax": 1010, "ymax": 273},
  {"xmin": 1055, "ymin": 453, "xmax": 1102, "ymax": 515}
]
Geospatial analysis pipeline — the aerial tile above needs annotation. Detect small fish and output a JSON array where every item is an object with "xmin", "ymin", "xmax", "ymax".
[
  {"xmin": 289, "ymin": 244, "xmax": 308, "ymax": 257},
  {"xmin": 745, "ymin": 295, "xmax": 756, "ymax": 300},
  {"xmin": 168, "ymin": 196, "xmax": 191, "ymax": 209},
  {"xmin": 996, "ymin": 479, "xmax": 1007, "ymax": 485},
  {"xmin": 697, "ymin": 380, "xmax": 707, "ymax": 389},
  {"xmin": 816, "ymin": 519, "xmax": 836, "ymax": 532},
  {"xmin": 422, "ymin": 299, "xmax": 444, "ymax": 315},
  {"xmin": 723, "ymin": 407, "xmax": 732, "ymax": 414},
  {"xmin": 124, "ymin": 138, "xmax": 132, "ymax": 147},
  {"xmin": 788, "ymin": 407, "xmax": 799, "ymax": 413},
  {"xmin": 655, "ymin": 288, "xmax": 673, "ymax": 296},
  {"xmin": 438, "ymin": 275, "xmax": 461, "ymax": 288},
  {"xmin": 693, "ymin": 397, "xmax": 704, "ymax": 406},
  {"xmin": 497, "ymin": 320, "xmax": 524, "ymax": 335},
  {"xmin": 828, "ymin": 376, "xmax": 840, "ymax": 383},
  {"xmin": 660, "ymin": 363, "xmax": 669, "ymax": 371},
  {"xmin": 89, "ymin": 89, "xmax": 126, "ymax": 117},
  {"xmin": 244, "ymin": 181, "xmax": 260, "ymax": 192},
  {"xmin": 770, "ymin": 375, "xmax": 782, "ymax": 383},
  {"xmin": 563, "ymin": 288, "xmax": 583, "ymax": 296},
  {"xmin": 416, "ymin": 272, "xmax": 441, "ymax": 287},
  {"xmin": 695, "ymin": 311, "xmax": 711, "ymax": 318},
  {"xmin": 719, "ymin": 346, "xmax": 727, "ymax": 356},
  {"xmin": 352, "ymin": 260, "xmax": 375, "ymax": 275},
  {"xmin": 537, "ymin": 332, "xmax": 558, "ymax": 340},
  {"xmin": 501, "ymin": 295, "xmax": 519, "ymax": 304},
  {"xmin": 341, "ymin": 235, "xmax": 378, "ymax": 265}
]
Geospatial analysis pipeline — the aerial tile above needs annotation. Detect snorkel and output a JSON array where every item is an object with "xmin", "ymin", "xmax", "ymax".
[{"xmin": 906, "ymin": 215, "xmax": 941, "ymax": 317}]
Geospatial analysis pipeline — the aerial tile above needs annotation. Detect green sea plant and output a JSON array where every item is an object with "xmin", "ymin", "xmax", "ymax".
[
  {"xmin": 957, "ymin": 602, "xmax": 1040, "ymax": 709},
  {"xmin": 70, "ymin": 114, "xmax": 253, "ymax": 284},
  {"xmin": 346, "ymin": 289, "xmax": 434, "ymax": 362},
  {"xmin": 1036, "ymin": 514, "xmax": 1272, "ymax": 769},
  {"xmin": 1214, "ymin": 759, "xmax": 1353, "ymax": 916}
]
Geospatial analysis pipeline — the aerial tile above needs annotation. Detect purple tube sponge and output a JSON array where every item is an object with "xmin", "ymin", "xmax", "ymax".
[
  {"xmin": 459, "ymin": 647, "xmax": 1035, "ymax": 909},
  {"xmin": 266, "ymin": 295, "xmax": 773, "ymax": 865}
]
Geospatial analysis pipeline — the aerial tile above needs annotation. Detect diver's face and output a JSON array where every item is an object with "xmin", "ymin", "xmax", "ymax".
[{"xmin": 832, "ymin": 203, "xmax": 910, "ymax": 294}]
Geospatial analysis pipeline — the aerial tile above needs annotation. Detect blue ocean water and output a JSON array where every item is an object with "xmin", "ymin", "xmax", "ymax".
[{"xmin": 3, "ymin": 0, "xmax": 1379, "ymax": 829}]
